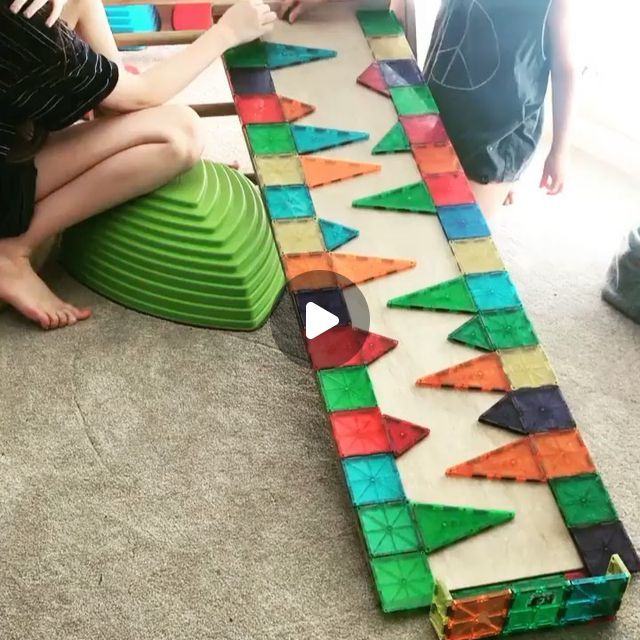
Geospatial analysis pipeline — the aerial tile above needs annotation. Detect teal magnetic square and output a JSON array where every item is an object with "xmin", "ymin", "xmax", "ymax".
[
  {"xmin": 466, "ymin": 272, "xmax": 521, "ymax": 311},
  {"xmin": 264, "ymin": 186, "xmax": 315, "ymax": 220},
  {"xmin": 561, "ymin": 574, "xmax": 628, "ymax": 624},
  {"xmin": 342, "ymin": 454, "xmax": 405, "ymax": 506}
]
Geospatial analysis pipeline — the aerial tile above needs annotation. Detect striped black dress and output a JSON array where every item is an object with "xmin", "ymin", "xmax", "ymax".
[{"xmin": 0, "ymin": 0, "xmax": 119, "ymax": 238}]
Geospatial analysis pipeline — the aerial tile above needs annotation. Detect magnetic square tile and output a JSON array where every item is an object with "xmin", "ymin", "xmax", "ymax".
[
  {"xmin": 379, "ymin": 59, "xmax": 424, "ymax": 87},
  {"xmin": 295, "ymin": 288, "xmax": 350, "ymax": 327},
  {"xmin": 330, "ymin": 407, "xmax": 390, "ymax": 457},
  {"xmin": 235, "ymin": 94, "xmax": 285, "ymax": 125},
  {"xmin": 317, "ymin": 365, "xmax": 377, "ymax": 412},
  {"xmin": 480, "ymin": 308, "xmax": 538, "ymax": 350},
  {"xmin": 246, "ymin": 123, "xmax": 296, "ymax": 155},
  {"xmin": 550, "ymin": 473, "xmax": 618, "ymax": 528},
  {"xmin": 228, "ymin": 68, "xmax": 274, "ymax": 95},
  {"xmin": 401, "ymin": 115, "xmax": 449, "ymax": 146},
  {"xmin": 284, "ymin": 252, "xmax": 338, "ymax": 291},
  {"xmin": 562, "ymin": 574, "xmax": 628, "ymax": 623},
  {"xmin": 357, "ymin": 10, "xmax": 403, "ymax": 37},
  {"xmin": 255, "ymin": 155, "xmax": 305, "ymax": 187},
  {"xmin": 264, "ymin": 185, "xmax": 315, "ymax": 220},
  {"xmin": 466, "ymin": 272, "xmax": 522, "ymax": 312},
  {"xmin": 272, "ymin": 219, "xmax": 325, "ymax": 254},
  {"xmin": 358, "ymin": 502, "xmax": 421, "ymax": 556},
  {"xmin": 390, "ymin": 85, "xmax": 439, "ymax": 116},
  {"xmin": 438, "ymin": 204, "xmax": 491, "ymax": 240},
  {"xmin": 341, "ymin": 453, "xmax": 404, "ymax": 506},
  {"xmin": 368, "ymin": 35, "xmax": 414, "ymax": 61},
  {"xmin": 511, "ymin": 385, "xmax": 575, "ymax": 431},
  {"xmin": 499, "ymin": 346, "xmax": 557, "ymax": 388},
  {"xmin": 413, "ymin": 144, "xmax": 461, "ymax": 175},
  {"xmin": 450, "ymin": 238, "xmax": 504, "ymax": 274},
  {"xmin": 224, "ymin": 40, "xmax": 268, "ymax": 68},
  {"xmin": 532, "ymin": 430, "xmax": 595, "ymax": 479},
  {"xmin": 423, "ymin": 172, "xmax": 475, "ymax": 206}
]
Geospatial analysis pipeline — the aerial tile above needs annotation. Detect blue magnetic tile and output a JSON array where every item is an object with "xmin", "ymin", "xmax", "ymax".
[
  {"xmin": 466, "ymin": 272, "xmax": 521, "ymax": 311},
  {"xmin": 512, "ymin": 386, "xmax": 576, "ymax": 433},
  {"xmin": 479, "ymin": 394, "xmax": 525, "ymax": 432},
  {"xmin": 295, "ymin": 289, "xmax": 351, "ymax": 327},
  {"xmin": 319, "ymin": 219, "xmax": 359, "ymax": 251},
  {"xmin": 342, "ymin": 454, "xmax": 405, "ymax": 506},
  {"xmin": 437, "ymin": 204, "xmax": 491, "ymax": 240},
  {"xmin": 379, "ymin": 59, "xmax": 424, "ymax": 87},
  {"xmin": 562, "ymin": 574, "xmax": 628, "ymax": 623},
  {"xmin": 227, "ymin": 68, "xmax": 275, "ymax": 96},
  {"xmin": 264, "ymin": 186, "xmax": 315, "ymax": 220}
]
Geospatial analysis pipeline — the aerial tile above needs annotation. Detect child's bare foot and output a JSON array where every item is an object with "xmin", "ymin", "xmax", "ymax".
[{"xmin": 0, "ymin": 241, "xmax": 91, "ymax": 329}]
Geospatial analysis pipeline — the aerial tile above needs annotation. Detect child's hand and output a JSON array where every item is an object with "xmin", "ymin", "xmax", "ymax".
[
  {"xmin": 216, "ymin": 0, "xmax": 277, "ymax": 48},
  {"xmin": 10, "ymin": 0, "xmax": 67, "ymax": 27},
  {"xmin": 279, "ymin": 0, "xmax": 326, "ymax": 23}
]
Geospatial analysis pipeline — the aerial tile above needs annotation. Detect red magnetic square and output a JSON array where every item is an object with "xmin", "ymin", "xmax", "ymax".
[
  {"xmin": 330, "ymin": 408, "xmax": 391, "ymax": 458},
  {"xmin": 234, "ymin": 94, "xmax": 285, "ymax": 125},
  {"xmin": 423, "ymin": 172, "xmax": 476, "ymax": 206},
  {"xmin": 400, "ymin": 114, "xmax": 449, "ymax": 146}
]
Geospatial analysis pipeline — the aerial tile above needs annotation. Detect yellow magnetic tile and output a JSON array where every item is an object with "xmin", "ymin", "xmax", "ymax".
[
  {"xmin": 450, "ymin": 238, "xmax": 505, "ymax": 274},
  {"xmin": 499, "ymin": 346, "xmax": 557, "ymax": 389},
  {"xmin": 255, "ymin": 155, "xmax": 305, "ymax": 187},
  {"xmin": 272, "ymin": 219, "xmax": 325, "ymax": 254},
  {"xmin": 368, "ymin": 35, "xmax": 414, "ymax": 61}
]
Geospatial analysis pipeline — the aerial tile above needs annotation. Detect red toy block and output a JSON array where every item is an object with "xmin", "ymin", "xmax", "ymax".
[
  {"xmin": 382, "ymin": 415, "xmax": 430, "ymax": 456},
  {"xmin": 357, "ymin": 63, "xmax": 391, "ymax": 97},
  {"xmin": 330, "ymin": 407, "xmax": 391, "ymax": 458},
  {"xmin": 234, "ymin": 94, "xmax": 285, "ymax": 125},
  {"xmin": 172, "ymin": 3, "xmax": 212, "ymax": 30},
  {"xmin": 400, "ymin": 114, "xmax": 449, "ymax": 146},
  {"xmin": 423, "ymin": 172, "xmax": 476, "ymax": 207}
]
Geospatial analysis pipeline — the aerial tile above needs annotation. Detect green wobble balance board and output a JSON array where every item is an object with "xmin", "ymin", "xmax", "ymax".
[{"xmin": 61, "ymin": 161, "xmax": 285, "ymax": 330}]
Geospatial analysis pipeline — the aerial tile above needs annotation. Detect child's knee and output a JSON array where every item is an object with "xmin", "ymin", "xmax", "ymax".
[{"xmin": 165, "ymin": 106, "xmax": 204, "ymax": 170}]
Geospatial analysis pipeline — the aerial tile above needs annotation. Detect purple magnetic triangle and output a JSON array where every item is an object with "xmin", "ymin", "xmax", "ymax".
[
  {"xmin": 511, "ymin": 386, "xmax": 576, "ymax": 433},
  {"xmin": 478, "ymin": 394, "xmax": 525, "ymax": 433},
  {"xmin": 571, "ymin": 521, "xmax": 640, "ymax": 575}
]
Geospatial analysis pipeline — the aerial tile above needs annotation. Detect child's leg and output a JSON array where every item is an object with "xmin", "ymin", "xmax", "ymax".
[
  {"xmin": 0, "ymin": 105, "xmax": 202, "ymax": 330},
  {"xmin": 470, "ymin": 182, "xmax": 513, "ymax": 218}
]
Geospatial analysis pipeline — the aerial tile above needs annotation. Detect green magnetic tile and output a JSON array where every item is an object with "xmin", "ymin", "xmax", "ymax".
[
  {"xmin": 561, "ymin": 574, "xmax": 628, "ymax": 624},
  {"xmin": 370, "ymin": 552, "xmax": 434, "ymax": 612},
  {"xmin": 342, "ymin": 454, "xmax": 405, "ymax": 506},
  {"xmin": 372, "ymin": 122, "xmax": 411, "ymax": 154},
  {"xmin": 453, "ymin": 574, "xmax": 568, "ymax": 600},
  {"xmin": 357, "ymin": 10, "xmax": 403, "ymax": 36},
  {"xmin": 390, "ymin": 86, "xmax": 439, "ymax": 116},
  {"xmin": 481, "ymin": 309, "xmax": 539, "ymax": 350},
  {"xmin": 549, "ymin": 473, "xmax": 618, "ymax": 528},
  {"xmin": 246, "ymin": 124, "xmax": 296, "ymax": 156},
  {"xmin": 388, "ymin": 276, "xmax": 477, "ymax": 313},
  {"xmin": 449, "ymin": 315, "xmax": 493, "ymax": 351},
  {"xmin": 317, "ymin": 365, "xmax": 377, "ymax": 412},
  {"xmin": 224, "ymin": 40, "xmax": 268, "ymax": 68},
  {"xmin": 358, "ymin": 503, "xmax": 420, "ymax": 556}
]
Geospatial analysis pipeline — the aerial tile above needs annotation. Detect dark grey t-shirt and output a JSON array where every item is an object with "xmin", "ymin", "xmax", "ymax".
[{"xmin": 425, "ymin": 0, "xmax": 553, "ymax": 183}]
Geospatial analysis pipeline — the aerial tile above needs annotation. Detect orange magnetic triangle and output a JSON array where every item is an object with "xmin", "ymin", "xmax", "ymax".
[
  {"xmin": 299, "ymin": 156, "xmax": 381, "ymax": 188},
  {"xmin": 279, "ymin": 96, "xmax": 315, "ymax": 122},
  {"xmin": 416, "ymin": 353, "xmax": 511, "ymax": 393},
  {"xmin": 382, "ymin": 415, "xmax": 430, "ymax": 456},
  {"xmin": 446, "ymin": 438, "xmax": 545, "ymax": 482},
  {"xmin": 331, "ymin": 253, "xmax": 415, "ymax": 286}
]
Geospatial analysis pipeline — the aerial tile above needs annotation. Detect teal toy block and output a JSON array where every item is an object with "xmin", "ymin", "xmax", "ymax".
[
  {"xmin": 342, "ymin": 454, "xmax": 405, "ymax": 506},
  {"xmin": 561, "ymin": 573, "xmax": 629, "ymax": 624},
  {"xmin": 291, "ymin": 125, "xmax": 369, "ymax": 154},
  {"xmin": 265, "ymin": 43, "xmax": 337, "ymax": 69},
  {"xmin": 466, "ymin": 272, "xmax": 522, "ymax": 311},
  {"xmin": 319, "ymin": 219, "xmax": 359, "ymax": 251},
  {"xmin": 264, "ymin": 185, "xmax": 315, "ymax": 220}
]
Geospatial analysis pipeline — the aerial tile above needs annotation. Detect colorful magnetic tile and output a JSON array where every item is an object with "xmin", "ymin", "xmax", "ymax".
[
  {"xmin": 265, "ymin": 42, "xmax": 337, "ymax": 69},
  {"xmin": 342, "ymin": 453, "xmax": 405, "ymax": 507},
  {"xmin": 370, "ymin": 552, "xmax": 434, "ymax": 612},
  {"xmin": 272, "ymin": 218, "xmax": 325, "ymax": 254},
  {"xmin": 379, "ymin": 59, "xmax": 424, "ymax": 87},
  {"xmin": 317, "ymin": 365, "xmax": 377, "ymax": 412},
  {"xmin": 171, "ymin": 4, "xmax": 212, "ymax": 30},
  {"xmin": 254, "ymin": 155, "xmax": 305, "ymax": 187},
  {"xmin": 417, "ymin": 353, "xmax": 511, "ymax": 393},
  {"xmin": 562, "ymin": 573, "xmax": 628, "ymax": 623},
  {"xmin": 478, "ymin": 393, "xmax": 525, "ymax": 432},
  {"xmin": 368, "ymin": 35, "xmax": 414, "ymax": 61},
  {"xmin": 446, "ymin": 591, "xmax": 512, "ymax": 640},
  {"xmin": 295, "ymin": 288, "xmax": 350, "ymax": 328},
  {"xmin": 245, "ymin": 123, "xmax": 296, "ymax": 155},
  {"xmin": 280, "ymin": 96, "xmax": 315, "ymax": 122},
  {"xmin": 357, "ymin": 10, "xmax": 403, "ymax": 37},
  {"xmin": 466, "ymin": 272, "xmax": 522, "ymax": 312},
  {"xmin": 424, "ymin": 173, "xmax": 475, "ymax": 207},
  {"xmin": 499, "ymin": 346, "xmax": 557, "ymax": 389},
  {"xmin": 264, "ymin": 185, "xmax": 315, "ymax": 220},
  {"xmin": 388, "ymin": 277, "xmax": 477, "ymax": 313},
  {"xmin": 531, "ymin": 430, "xmax": 595, "ymax": 479},
  {"xmin": 234, "ymin": 94, "xmax": 285, "ymax": 125},
  {"xmin": 448, "ymin": 316, "xmax": 493, "ymax": 351},
  {"xmin": 319, "ymin": 219, "xmax": 359, "ymax": 251},
  {"xmin": 357, "ymin": 62, "xmax": 391, "ymax": 97},
  {"xmin": 450, "ymin": 238, "xmax": 504, "ymax": 274},
  {"xmin": 224, "ymin": 40, "xmax": 268, "ymax": 68},
  {"xmin": 372, "ymin": 122, "xmax": 411, "ymax": 154},
  {"xmin": 330, "ymin": 407, "xmax": 390, "ymax": 458},
  {"xmin": 511, "ymin": 385, "xmax": 576, "ymax": 432},
  {"xmin": 390, "ymin": 85, "xmax": 439, "ymax": 116},
  {"xmin": 357, "ymin": 502, "xmax": 421, "ymax": 556},
  {"xmin": 401, "ymin": 115, "xmax": 449, "ymax": 146},
  {"xmin": 383, "ymin": 415, "xmax": 430, "ymax": 456},
  {"xmin": 438, "ymin": 205, "xmax": 491, "ymax": 240},
  {"xmin": 227, "ymin": 68, "xmax": 274, "ymax": 95},
  {"xmin": 353, "ymin": 182, "xmax": 436, "ymax": 214},
  {"xmin": 430, "ymin": 580, "xmax": 453, "ymax": 640},
  {"xmin": 550, "ymin": 473, "xmax": 618, "ymax": 528},
  {"xmin": 284, "ymin": 252, "xmax": 338, "ymax": 291},
  {"xmin": 570, "ymin": 521, "xmax": 640, "ymax": 575},
  {"xmin": 291, "ymin": 125, "xmax": 369, "ymax": 154},
  {"xmin": 300, "ymin": 156, "xmax": 381, "ymax": 188},
  {"xmin": 481, "ymin": 308, "xmax": 538, "ymax": 350},
  {"xmin": 413, "ymin": 144, "xmax": 461, "ymax": 175}
]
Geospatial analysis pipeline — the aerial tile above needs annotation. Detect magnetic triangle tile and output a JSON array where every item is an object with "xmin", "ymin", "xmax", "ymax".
[
  {"xmin": 370, "ymin": 552, "xmax": 434, "ymax": 612},
  {"xmin": 448, "ymin": 315, "xmax": 493, "ymax": 351},
  {"xmin": 424, "ymin": 172, "xmax": 475, "ymax": 206},
  {"xmin": 388, "ymin": 277, "xmax": 477, "ymax": 313},
  {"xmin": 329, "ymin": 407, "xmax": 390, "ymax": 457},
  {"xmin": 417, "ymin": 353, "xmax": 511, "ymax": 392},
  {"xmin": 171, "ymin": 3, "xmax": 212, "ymax": 30},
  {"xmin": 450, "ymin": 238, "xmax": 505, "ymax": 274},
  {"xmin": 357, "ymin": 9, "xmax": 403, "ymax": 37},
  {"xmin": 300, "ymin": 156, "xmax": 381, "ymax": 188},
  {"xmin": 224, "ymin": 39, "xmax": 268, "ymax": 68},
  {"xmin": 479, "ymin": 394, "xmax": 526, "ymax": 433},
  {"xmin": 317, "ymin": 365, "xmax": 377, "ymax": 412},
  {"xmin": 319, "ymin": 218, "xmax": 359, "ymax": 251},
  {"xmin": 264, "ymin": 185, "xmax": 315, "ymax": 220},
  {"xmin": 382, "ymin": 415, "xmax": 430, "ymax": 456},
  {"xmin": 372, "ymin": 122, "xmax": 411, "ymax": 154},
  {"xmin": 401, "ymin": 114, "xmax": 449, "ymax": 146},
  {"xmin": 246, "ymin": 123, "xmax": 296, "ymax": 155},
  {"xmin": 357, "ymin": 502, "xmax": 421, "ymax": 556},
  {"xmin": 228, "ymin": 68, "xmax": 275, "ymax": 95},
  {"xmin": 331, "ymin": 253, "xmax": 416, "ymax": 286},
  {"xmin": 342, "ymin": 453, "xmax": 405, "ymax": 506},
  {"xmin": 291, "ymin": 125, "xmax": 369, "ymax": 154},
  {"xmin": 368, "ymin": 35, "xmax": 415, "ymax": 61},
  {"xmin": 446, "ymin": 438, "xmax": 545, "ymax": 482},
  {"xmin": 379, "ymin": 59, "xmax": 424, "ymax": 87},
  {"xmin": 272, "ymin": 218, "xmax": 325, "ymax": 254},
  {"xmin": 531, "ymin": 430, "xmax": 595, "ymax": 479},
  {"xmin": 510, "ymin": 386, "xmax": 576, "ymax": 433},
  {"xmin": 438, "ymin": 204, "xmax": 491, "ymax": 240},
  {"xmin": 357, "ymin": 62, "xmax": 391, "ymax": 97},
  {"xmin": 265, "ymin": 42, "xmax": 337, "ymax": 69},
  {"xmin": 295, "ymin": 288, "xmax": 350, "ymax": 328},
  {"xmin": 411, "ymin": 502, "xmax": 515, "ymax": 553},
  {"xmin": 499, "ymin": 346, "xmax": 557, "ymax": 389},
  {"xmin": 353, "ymin": 182, "xmax": 436, "ymax": 214},
  {"xmin": 307, "ymin": 326, "xmax": 397, "ymax": 369},
  {"xmin": 234, "ymin": 94, "xmax": 286, "ymax": 125},
  {"xmin": 283, "ymin": 252, "xmax": 338, "ymax": 290},
  {"xmin": 549, "ymin": 473, "xmax": 618, "ymax": 528},
  {"xmin": 390, "ymin": 85, "xmax": 439, "ymax": 116},
  {"xmin": 254, "ymin": 154, "xmax": 305, "ymax": 187},
  {"xmin": 482, "ymin": 309, "xmax": 538, "ymax": 349},
  {"xmin": 413, "ymin": 144, "xmax": 461, "ymax": 175},
  {"xmin": 279, "ymin": 96, "xmax": 315, "ymax": 122},
  {"xmin": 466, "ymin": 272, "xmax": 522, "ymax": 312}
]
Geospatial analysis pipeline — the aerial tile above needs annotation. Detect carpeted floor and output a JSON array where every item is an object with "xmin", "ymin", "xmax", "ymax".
[{"xmin": 1, "ymin": 56, "xmax": 639, "ymax": 639}]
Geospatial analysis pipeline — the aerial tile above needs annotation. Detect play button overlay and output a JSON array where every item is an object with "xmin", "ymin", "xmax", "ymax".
[
  {"xmin": 270, "ymin": 270, "xmax": 371, "ymax": 368},
  {"xmin": 305, "ymin": 302, "xmax": 339, "ymax": 339}
]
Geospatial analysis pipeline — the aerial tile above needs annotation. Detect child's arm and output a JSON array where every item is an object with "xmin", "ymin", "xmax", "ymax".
[{"xmin": 101, "ymin": 0, "xmax": 276, "ymax": 112}]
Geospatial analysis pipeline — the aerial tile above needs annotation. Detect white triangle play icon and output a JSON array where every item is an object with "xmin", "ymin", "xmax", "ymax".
[{"xmin": 305, "ymin": 302, "xmax": 339, "ymax": 340}]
